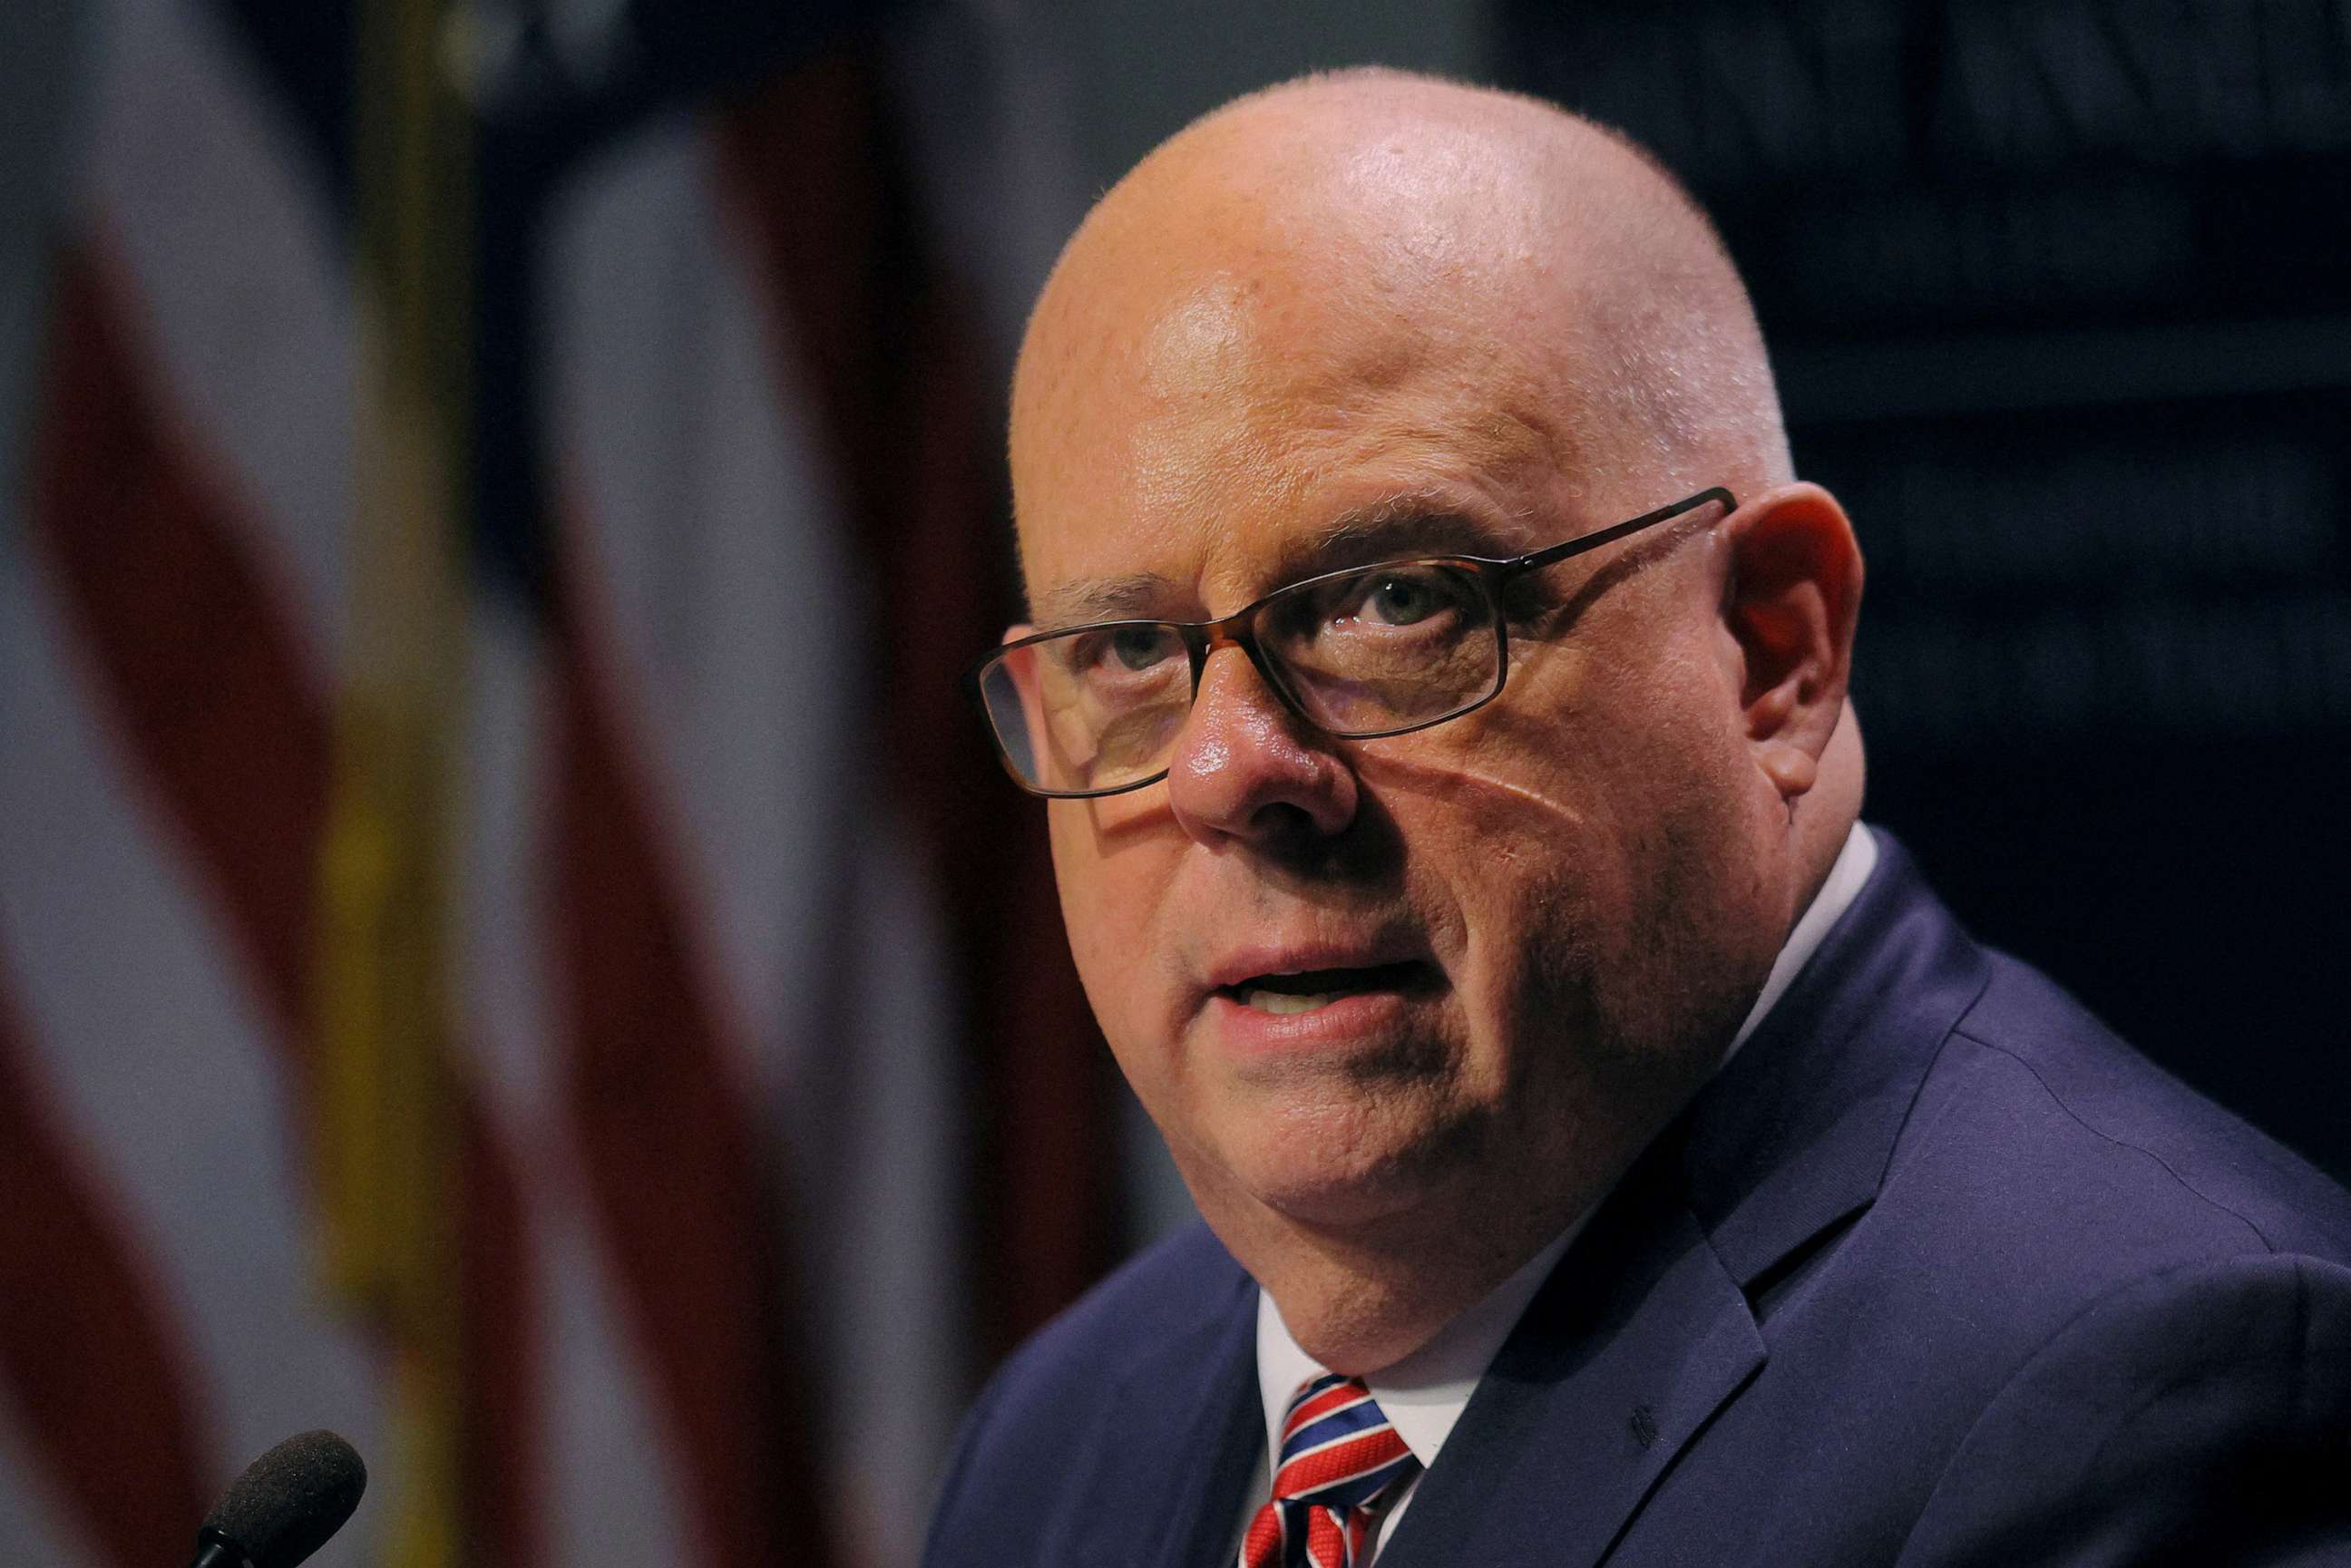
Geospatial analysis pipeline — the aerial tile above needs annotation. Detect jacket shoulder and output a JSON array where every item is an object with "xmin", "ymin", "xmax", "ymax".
[
  {"xmin": 984, "ymin": 1220, "xmax": 1249, "ymax": 1402},
  {"xmin": 924, "ymin": 1223, "xmax": 1251, "ymax": 1563},
  {"xmin": 1936, "ymin": 950, "xmax": 2351, "ymax": 1261},
  {"xmin": 1892, "ymin": 1250, "xmax": 2351, "ymax": 1564},
  {"xmin": 1667, "ymin": 880, "xmax": 2351, "ymax": 1563}
]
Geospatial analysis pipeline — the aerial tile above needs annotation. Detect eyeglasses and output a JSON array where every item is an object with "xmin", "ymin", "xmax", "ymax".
[{"xmin": 967, "ymin": 486, "xmax": 1735, "ymax": 799}]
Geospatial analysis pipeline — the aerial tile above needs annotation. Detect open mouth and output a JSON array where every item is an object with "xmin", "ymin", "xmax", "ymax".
[{"xmin": 1219, "ymin": 960, "xmax": 1438, "ymax": 1016}]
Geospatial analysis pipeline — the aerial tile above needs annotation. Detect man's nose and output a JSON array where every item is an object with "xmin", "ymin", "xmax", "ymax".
[{"xmin": 1163, "ymin": 646, "xmax": 1358, "ymax": 846}]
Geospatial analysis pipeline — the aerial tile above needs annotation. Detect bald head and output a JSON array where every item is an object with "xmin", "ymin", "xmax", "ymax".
[{"xmin": 1012, "ymin": 68, "xmax": 1791, "ymax": 570}]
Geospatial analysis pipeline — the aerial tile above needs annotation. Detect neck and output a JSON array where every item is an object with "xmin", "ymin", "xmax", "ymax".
[
  {"xmin": 1233, "ymin": 1198, "xmax": 1577, "ymax": 1373},
  {"xmin": 1194, "ymin": 1087, "xmax": 1668, "ymax": 1373}
]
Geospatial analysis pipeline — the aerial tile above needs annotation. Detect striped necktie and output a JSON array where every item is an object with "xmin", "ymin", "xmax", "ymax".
[{"xmin": 1239, "ymin": 1373, "xmax": 1421, "ymax": 1568}]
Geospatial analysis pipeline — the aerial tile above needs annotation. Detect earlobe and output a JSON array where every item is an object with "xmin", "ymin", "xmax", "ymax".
[
  {"xmin": 1758, "ymin": 745, "xmax": 1819, "ymax": 798},
  {"xmin": 1721, "ymin": 482, "xmax": 1863, "ymax": 801}
]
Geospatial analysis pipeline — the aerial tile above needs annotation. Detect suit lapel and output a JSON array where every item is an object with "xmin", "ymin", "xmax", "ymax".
[
  {"xmin": 1372, "ymin": 1140, "xmax": 1764, "ymax": 1568},
  {"xmin": 1377, "ymin": 834, "xmax": 1991, "ymax": 1567},
  {"xmin": 1054, "ymin": 1261, "xmax": 1261, "ymax": 1568},
  {"xmin": 1679, "ymin": 834, "xmax": 1993, "ymax": 1292}
]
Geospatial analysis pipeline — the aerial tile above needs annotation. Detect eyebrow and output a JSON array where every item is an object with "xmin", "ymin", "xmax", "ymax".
[
  {"xmin": 1031, "ymin": 571, "xmax": 1184, "ymax": 630},
  {"xmin": 1279, "ymin": 499, "xmax": 1539, "ymax": 580},
  {"xmin": 1031, "ymin": 498, "xmax": 1543, "ymax": 631}
]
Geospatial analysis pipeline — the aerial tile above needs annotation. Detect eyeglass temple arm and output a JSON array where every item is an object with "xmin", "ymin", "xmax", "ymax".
[{"xmin": 1506, "ymin": 486, "xmax": 1738, "ymax": 573}]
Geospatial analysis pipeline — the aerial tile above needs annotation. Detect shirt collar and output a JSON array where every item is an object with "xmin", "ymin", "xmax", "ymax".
[
  {"xmin": 1253, "ymin": 822, "xmax": 1878, "ymax": 1471},
  {"xmin": 1255, "ymin": 1217, "xmax": 1583, "ymax": 1467},
  {"xmin": 1724, "ymin": 821, "xmax": 1879, "ymax": 1065}
]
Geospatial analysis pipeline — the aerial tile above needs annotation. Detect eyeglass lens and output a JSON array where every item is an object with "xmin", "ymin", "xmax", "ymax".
[{"xmin": 980, "ymin": 560, "xmax": 1501, "ymax": 795}]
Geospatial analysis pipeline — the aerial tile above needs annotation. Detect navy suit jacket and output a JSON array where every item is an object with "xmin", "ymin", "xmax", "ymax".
[{"xmin": 925, "ymin": 837, "xmax": 2351, "ymax": 1566}]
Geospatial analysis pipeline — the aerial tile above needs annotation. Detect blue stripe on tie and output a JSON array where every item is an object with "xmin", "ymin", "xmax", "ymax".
[{"xmin": 1281, "ymin": 1399, "xmax": 1387, "ymax": 1461}]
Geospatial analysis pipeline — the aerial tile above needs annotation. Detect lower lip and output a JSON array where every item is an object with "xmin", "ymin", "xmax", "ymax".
[{"xmin": 1204, "ymin": 987, "xmax": 1426, "ymax": 1057}]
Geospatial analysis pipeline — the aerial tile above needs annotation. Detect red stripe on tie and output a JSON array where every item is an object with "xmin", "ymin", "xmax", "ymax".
[
  {"xmin": 1283, "ymin": 1381, "xmax": 1370, "ymax": 1442},
  {"xmin": 1274, "ymin": 1426, "xmax": 1411, "ymax": 1499},
  {"xmin": 1305, "ymin": 1507, "xmax": 1343, "ymax": 1568},
  {"xmin": 0, "ymin": 964, "xmax": 211, "ymax": 1568},
  {"xmin": 1239, "ymin": 1499, "xmax": 1283, "ymax": 1568}
]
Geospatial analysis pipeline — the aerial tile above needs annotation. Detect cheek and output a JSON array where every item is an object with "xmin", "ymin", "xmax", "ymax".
[
  {"xmin": 1460, "ymin": 811, "xmax": 1622, "ymax": 1047},
  {"xmin": 1047, "ymin": 803, "xmax": 1173, "ymax": 1040},
  {"xmin": 1364, "ymin": 643, "xmax": 1756, "ymax": 1039},
  {"xmin": 1366, "ymin": 745, "xmax": 1621, "ymax": 1038},
  {"xmin": 1048, "ymin": 809, "xmax": 1121, "ymax": 973}
]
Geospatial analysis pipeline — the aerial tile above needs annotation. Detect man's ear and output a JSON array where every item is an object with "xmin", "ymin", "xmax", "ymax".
[{"xmin": 1718, "ymin": 482, "xmax": 1862, "ymax": 801}]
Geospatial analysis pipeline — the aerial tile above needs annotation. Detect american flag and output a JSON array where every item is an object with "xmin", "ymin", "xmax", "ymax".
[{"xmin": 0, "ymin": 3, "xmax": 1114, "ymax": 1566}]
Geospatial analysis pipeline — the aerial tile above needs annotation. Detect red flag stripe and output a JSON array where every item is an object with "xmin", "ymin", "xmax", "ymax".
[
  {"xmin": 546, "ymin": 553, "xmax": 830, "ymax": 1568},
  {"xmin": 713, "ymin": 65, "xmax": 1118, "ymax": 1359},
  {"xmin": 0, "ymin": 960, "xmax": 210, "ymax": 1568},
  {"xmin": 29, "ymin": 243, "xmax": 329, "ymax": 1047},
  {"xmin": 455, "ymin": 1098, "xmax": 542, "ymax": 1568},
  {"xmin": 28, "ymin": 237, "xmax": 542, "ymax": 1568}
]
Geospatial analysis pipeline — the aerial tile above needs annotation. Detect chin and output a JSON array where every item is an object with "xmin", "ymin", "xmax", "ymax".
[{"xmin": 1204, "ymin": 1096, "xmax": 1491, "ymax": 1232}]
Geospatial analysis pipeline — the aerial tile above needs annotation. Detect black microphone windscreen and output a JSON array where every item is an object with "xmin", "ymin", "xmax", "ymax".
[{"xmin": 200, "ymin": 1429, "xmax": 366, "ymax": 1568}]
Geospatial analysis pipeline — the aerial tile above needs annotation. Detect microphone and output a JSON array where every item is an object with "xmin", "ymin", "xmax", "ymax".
[{"xmin": 188, "ymin": 1430, "xmax": 366, "ymax": 1568}]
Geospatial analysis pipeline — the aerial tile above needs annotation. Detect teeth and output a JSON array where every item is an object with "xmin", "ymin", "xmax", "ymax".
[{"xmin": 1241, "ymin": 989, "xmax": 1341, "ymax": 1015}]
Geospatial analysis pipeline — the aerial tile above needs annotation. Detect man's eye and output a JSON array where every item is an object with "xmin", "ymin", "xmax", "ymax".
[
  {"xmin": 1330, "ymin": 568, "xmax": 1472, "ymax": 630},
  {"xmin": 1071, "ymin": 624, "xmax": 1183, "ymax": 676},
  {"xmin": 1109, "ymin": 626, "xmax": 1180, "ymax": 670},
  {"xmin": 1357, "ymin": 573, "xmax": 1445, "ymax": 627}
]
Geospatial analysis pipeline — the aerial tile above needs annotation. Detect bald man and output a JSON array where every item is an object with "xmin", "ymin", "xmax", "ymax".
[{"xmin": 934, "ymin": 72, "xmax": 2351, "ymax": 1567}]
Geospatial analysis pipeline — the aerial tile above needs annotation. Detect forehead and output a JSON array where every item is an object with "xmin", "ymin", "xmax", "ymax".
[{"xmin": 1013, "ymin": 252, "xmax": 1592, "ymax": 623}]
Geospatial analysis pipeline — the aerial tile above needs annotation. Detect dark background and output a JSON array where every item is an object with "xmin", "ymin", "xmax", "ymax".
[{"xmin": 1507, "ymin": 0, "xmax": 2351, "ymax": 1179}]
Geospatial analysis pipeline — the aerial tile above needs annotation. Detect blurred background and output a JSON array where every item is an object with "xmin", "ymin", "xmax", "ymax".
[{"xmin": 1, "ymin": 2, "xmax": 2344, "ymax": 1566}]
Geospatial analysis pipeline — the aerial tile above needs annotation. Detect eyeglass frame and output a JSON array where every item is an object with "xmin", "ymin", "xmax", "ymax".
[{"xmin": 965, "ymin": 485, "xmax": 1739, "ymax": 799}]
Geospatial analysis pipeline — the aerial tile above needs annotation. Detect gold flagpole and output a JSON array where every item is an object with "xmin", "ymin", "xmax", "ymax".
[{"xmin": 320, "ymin": 0, "xmax": 472, "ymax": 1563}]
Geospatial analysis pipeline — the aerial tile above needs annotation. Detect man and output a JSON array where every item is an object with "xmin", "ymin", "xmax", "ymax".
[{"xmin": 930, "ymin": 69, "xmax": 2351, "ymax": 1566}]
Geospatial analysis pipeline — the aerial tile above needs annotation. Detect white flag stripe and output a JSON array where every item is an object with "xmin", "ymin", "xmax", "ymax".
[
  {"xmin": 544, "ymin": 119, "xmax": 863, "ymax": 1086},
  {"xmin": 457, "ymin": 599, "xmax": 567, "ymax": 1139},
  {"xmin": 542, "ymin": 1213, "xmax": 697, "ymax": 1568},
  {"xmin": 808, "ymin": 813, "xmax": 963, "ymax": 1566},
  {"xmin": 541, "ymin": 131, "xmax": 822, "ymax": 1563},
  {"xmin": 26, "ymin": 7, "xmax": 395, "ymax": 1561},
  {"xmin": 0, "ymin": 549, "xmax": 383, "ymax": 1546},
  {"xmin": 455, "ymin": 601, "xmax": 699, "ymax": 1568},
  {"xmin": 5, "ymin": 2, "xmax": 378, "ymax": 1557},
  {"xmin": 80, "ymin": 0, "xmax": 351, "ymax": 683},
  {"xmin": 545, "ymin": 112, "xmax": 966, "ymax": 1568},
  {"xmin": 0, "ymin": 1395, "xmax": 95, "ymax": 1568}
]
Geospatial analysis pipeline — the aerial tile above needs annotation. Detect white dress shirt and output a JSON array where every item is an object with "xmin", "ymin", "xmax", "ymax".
[{"xmin": 1234, "ymin": 823, "xmax": 1880, "ymax": 1561}]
